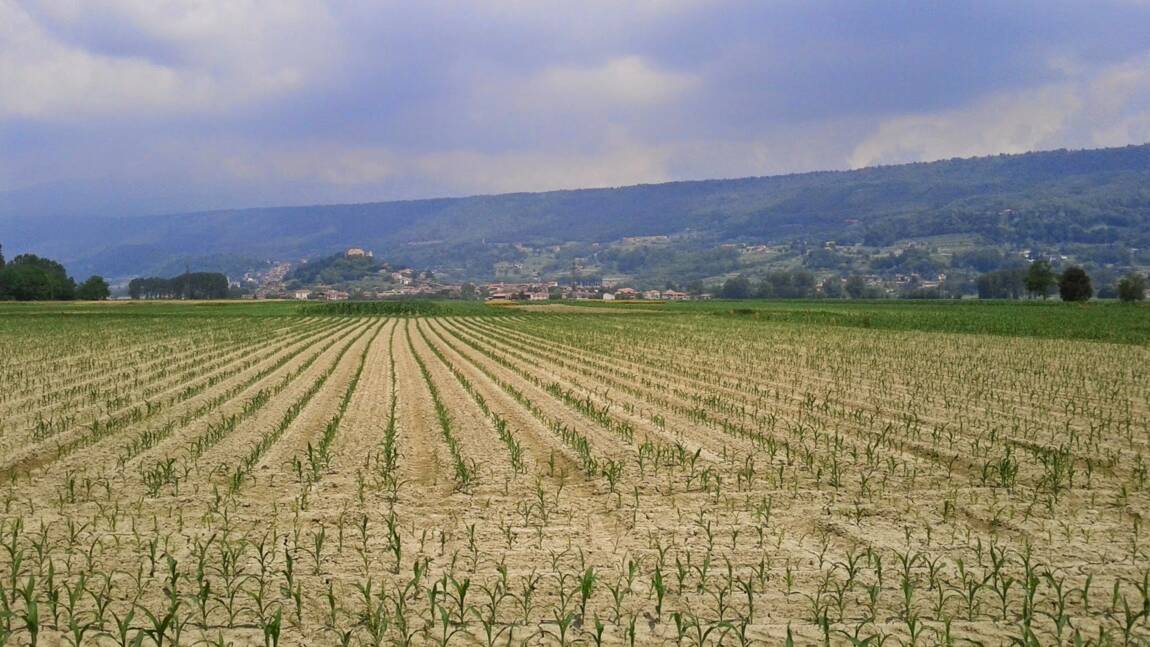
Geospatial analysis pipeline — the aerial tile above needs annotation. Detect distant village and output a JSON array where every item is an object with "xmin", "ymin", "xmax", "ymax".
[{"xmin": 247, "ymin": 247, "xmax": 699, "ymax": 302}]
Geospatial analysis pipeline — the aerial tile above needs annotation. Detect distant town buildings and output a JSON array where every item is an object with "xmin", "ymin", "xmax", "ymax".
[
  {"xmin": 250, "ymin": 245, "xmax": 698, "ymax": 303},
  {"xmin": 622, "ymin": 288, "xmax": 645, "ymax": 299}
]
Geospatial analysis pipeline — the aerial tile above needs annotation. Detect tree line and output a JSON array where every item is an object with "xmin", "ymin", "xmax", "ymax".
[
  {"xmin": 0, "ymin": 245, "xmax": 109, "ymax": 301},
  {"xmin": 718, "ymin": 270, "xmax": 885, "ymax": 300},
  {"xmin": 128, "ymin": 273, "xmax": 230, "ymax": 300},
  {"xmin": 716, "ymin": 265, "xmax": 1147, "ymax": 301},
  {"xmin": 976, "ymin": 261, "xmax": 1146, "ymax": 302}
]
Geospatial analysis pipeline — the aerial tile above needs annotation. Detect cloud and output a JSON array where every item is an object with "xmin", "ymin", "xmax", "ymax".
[
  {"xmin": 0, "ymin": 0, "xmax": 337, "ymax": 119},
  {"xmin": 211, "ymin": 138, "xmax": 673, "ymax": 196},
  {"xmin": 849, "ymin": 50, "xmax": 1150, "ymax": 167},
  {"xmin": 528, "ymin": 56, "xmax": 697, "ymax": 108},
  {"xmin": 849, "ymin": 86, "xmax": 1082, "ymax": 167},
  {"xmin": 4, "ymin": 1, "xmax": 1150, "ymax": 217}
]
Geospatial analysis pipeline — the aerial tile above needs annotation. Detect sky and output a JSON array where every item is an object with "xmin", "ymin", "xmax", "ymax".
[{"xmin": 2, "ymin": 0, "xmax": 1150, "ymax": 218}]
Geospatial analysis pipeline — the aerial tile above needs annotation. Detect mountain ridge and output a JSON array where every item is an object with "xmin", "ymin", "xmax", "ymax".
[{"xmin": 2, "ymin": 143, "xmax": 1148, "ymax": 282}]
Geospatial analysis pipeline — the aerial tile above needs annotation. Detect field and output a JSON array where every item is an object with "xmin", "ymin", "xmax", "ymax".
[{"xmin": 0, "ymin": 301, "xmax": 1147, "ymax": 645}]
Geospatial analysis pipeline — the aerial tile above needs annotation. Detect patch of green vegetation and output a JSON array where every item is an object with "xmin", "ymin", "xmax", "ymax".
[
  {"xmin": 3, "ymin": 298, "xmax": 1145, "ymax": 345},
  {"xmin": 301, "ymin": 300, "xmax": 508, "ymax": 317},
  {"xmin": 665, "ymin": 299, "xmax": 1150, "ymax": 345},
  {"xmin": 535, "ymin": 300, "xmax": 666, "ymax": 310},
  {"xmin": 0, "ymin": 300, "xmax": 302, "ymax": 318},
  {"xmin": 285, "ymin": 253, "xmax": 389, "ymax": 287}
]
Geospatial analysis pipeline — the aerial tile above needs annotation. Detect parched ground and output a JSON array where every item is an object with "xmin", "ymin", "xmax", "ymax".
[{"xmin": 0, "ymin": 309, "xmax": 1147, "ymax": 646}]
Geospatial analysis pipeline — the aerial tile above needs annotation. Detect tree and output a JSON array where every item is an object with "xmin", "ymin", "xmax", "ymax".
[
  {"xmin": 1025, "ymin": 260, "xmax": 1056, "ymax": 299},
  {"xmin": 821, "ymin": 276, "xmax": 844, "ymax": 298},
  {"xmin": 128, "ymin": 272, "xmax": 229, "ymax": 300},
  {"xmin": 0, "ymin": 254, "xmax": 75, "ymax": 300},
  {"xmin": 844, "ymin": 275, "xmax": 867, "ymax": 299},
  {"xmin": 1117, "ymin": 273, "xmax": 1147, "ymax": 303},
  {"xmin": 756, "ymin": 270, "xmax": 816, "ymax": 299},
  {"xmin": 789, "ymin": 270, "xmax": 817, "ymax": 298},
  {"xmin": 977, "ymin": 268, "xmax": 1026, "ymax": 299},
  {"xmin": 1058, "ymin": 266, "xmax": 1093, "ymax": 302},
  {"xmin": 0, "ymin": 243, "xmax": 5, "ymax": 269},
  {"xmin": 719, "ymin": 275, "xmax": 752, "ymax": 299},
  {"xmin": 76, "ymin": 276, "xmax": 111, "ymax": 300}
]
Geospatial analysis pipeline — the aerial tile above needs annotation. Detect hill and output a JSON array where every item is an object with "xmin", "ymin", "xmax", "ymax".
[{"xmin": 2, "ymin": 143, "xmax": 1148, "ymax": 284}]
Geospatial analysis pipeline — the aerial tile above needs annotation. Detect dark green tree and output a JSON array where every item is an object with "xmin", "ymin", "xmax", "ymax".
[
  {"xmin": 128, "ymin": 272, "xmax": 229, "ymax": 300},
  {"xmin": 757, "ymin": 270, "xmax": 817, "ymax": 299},
  {"xmin": 719, "ymin": 275, "xmax": 752, "ymax": 299},
  {"xmin": 1117, "ymin": 273, "xmax": 1146, "ymax": 303},
  {"xmin": 1058, "ymin": 266, "xmax": 1093, "ymax": 302},
  {"xmin": 76, "ymin": 276, "xmax": 111, "ymax": 300},
  {"xmin": 977, "ymin": 267, "xmax": 1027, "ymax": 299},
  {"xmin": 0, "ymin": 254, "xmax": 75, "ymax": 300},
  {"xmin": 844, "ymin": 275, "xmax": 867, "ymax": 299},
  {"xmin": 1025, "ymin": 260, "xmax": 1056, "ymax": 299},
  {"xmin": 821, "ymin": 276, "xmax": 844, "ymax": 298}
]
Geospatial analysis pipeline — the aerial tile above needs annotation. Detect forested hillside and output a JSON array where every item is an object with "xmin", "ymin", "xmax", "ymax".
[{"xmin": 2, "ymin": 144, "xmax": 1148, "ymax": 282}]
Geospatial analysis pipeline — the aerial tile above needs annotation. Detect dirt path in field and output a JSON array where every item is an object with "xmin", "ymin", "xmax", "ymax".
[
  {"xmin": 405, "ymin": 318, "xmax": 521, "ymax": 489},
  {"xmin": 110, "ymin": 319, "xmax": 360, "ymax": 470},
  {"xmin": 417, "ymin": 320, "xmax": 587, "ymax": 482},
  {"xmin": 175, "ymin": 320, "xmax": 375, "ymax": 486},
  {"xmin": 311, "ymin": 319, "xmax": 398, "ymax": 497},
  {"xmin": 471, "ymin": 317, "xmax": 972, "ymax": 489},
  {"xmin": 232, "ymin": 319, "xmax": 387, "ymax": 508},
  {"xmin": 391, "ymin": 319, "xmax": 453, "ymax": 494},
  {"xmin": 440, "ymin": 318, "xmax": 726, "ymax": 474},
  {"xmin": 459, "ymin": 317, "xmax": 749, "ymax": 460},
  {"xmin": 474, "ymin": 317, "xmax": 984, "ymax": 486},
  {"xmin": 453, "ymin": 319, "xmax": 992, "ymax": 555},
  {"xmin": 424, "ymin": 318, "xmax": 634, "ymax": 473}
]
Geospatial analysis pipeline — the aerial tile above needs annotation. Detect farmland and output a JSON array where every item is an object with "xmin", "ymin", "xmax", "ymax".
[{"xmin": 0, "ymin": 301, "xmax": 1147, "ymax": 645}]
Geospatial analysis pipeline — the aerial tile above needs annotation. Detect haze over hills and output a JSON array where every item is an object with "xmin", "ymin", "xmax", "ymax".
[{"xmin": 2, "ymin": 143, "xmax": 1149, "ymax": 285}]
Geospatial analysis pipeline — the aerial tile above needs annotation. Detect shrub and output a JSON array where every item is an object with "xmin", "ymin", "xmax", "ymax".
[
  {"xmin": 1117, "ymin": 273, "xmax": 1146, "ymax": 303},
  {"xmin": 1058, "ymin": 267, "xmax": 1093, "ymax": 302}
]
